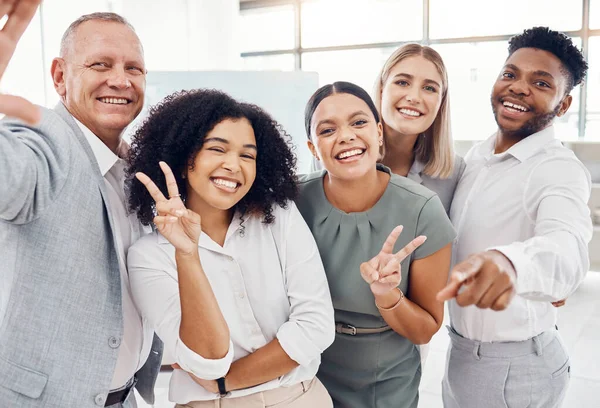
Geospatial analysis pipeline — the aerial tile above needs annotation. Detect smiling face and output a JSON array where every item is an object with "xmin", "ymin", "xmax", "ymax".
[
  {"xmin": 491, "ymin": 47, "xmax": 572, "ymax": 139},
  {"xmin": 308, "ymin": 92, "xmax": 383, "ymax": 181},
  {"xmin": 52, "ymin": 20, "xmax": 146, "ymax": 142},
  {"xmin": 380, "ymin": 55, "xmax": 444, "ymax": 138},
  {"xmin": 185, "ymin": 118, "xmax": 257, "ymax": 214}
]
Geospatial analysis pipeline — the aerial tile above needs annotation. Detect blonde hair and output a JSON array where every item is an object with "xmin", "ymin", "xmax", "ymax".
[{"xmin": 373, "ymin": 43, "xmax": 455, "ymax": 179}]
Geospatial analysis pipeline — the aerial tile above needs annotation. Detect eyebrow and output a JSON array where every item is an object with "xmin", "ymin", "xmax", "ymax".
[
  {"xmin": 204, "ymin": 137, "xmax": 257, "ymax": 151},
  {"xmin": 315, "ymin": 110, "xmax": 370, "ymax": 128},
  {"xmin": 392, "ymin": 72, "xmax": 441, "ymax": 88},
  {"xmin": 505, "ymin": 64, "xmax": 555, "ymax": 80},
  {"xmin": 84, "ymin": 55, "xmax": 144, "ymax": 66}
]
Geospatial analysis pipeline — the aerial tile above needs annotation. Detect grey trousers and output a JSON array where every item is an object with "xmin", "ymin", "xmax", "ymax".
[{"xmin": 442, "ymin": 326, "xmax": 570, "ymax": 408}]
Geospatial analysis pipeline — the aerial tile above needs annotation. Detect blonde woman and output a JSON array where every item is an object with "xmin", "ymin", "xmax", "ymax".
[
  {"xmin": 373, "ymin": 43, "xmax": 465, "ymax": 214},
  {"xmin": 373, "ymin": 44, "xmax": 464, "ymax": 369}
]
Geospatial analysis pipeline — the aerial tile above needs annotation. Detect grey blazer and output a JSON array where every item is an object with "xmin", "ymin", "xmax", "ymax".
[
  {"xmin": 407, "ymin": 155, "xmax": 466, "ymax": 214},
  {"xmin": 0, "ymin": 103, "xmax": 162, "ymax": 407}
]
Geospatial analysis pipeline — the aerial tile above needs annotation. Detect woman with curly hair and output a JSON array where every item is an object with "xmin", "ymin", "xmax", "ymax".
[{"xmin": 126, "ymin": 89, "xmax": 335, "ymax": 407}]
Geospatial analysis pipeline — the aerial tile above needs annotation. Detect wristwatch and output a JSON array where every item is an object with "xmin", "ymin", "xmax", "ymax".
[{"xmin": 216, "ymin": 377, "xmax": 229, "ymax": 398}]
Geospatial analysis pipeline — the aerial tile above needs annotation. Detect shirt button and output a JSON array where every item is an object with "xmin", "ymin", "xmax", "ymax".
[
  {"xmin": 108, "ymin": 336, "xmax": 121, "ymax": 348},
  {"xmin": 94, "ymin": 394, "xmax": 106, "ymax": 406},
  {"xmin": 238, "ymin": 293, "xmax": 245, "ymax": 299},
  {"xmin": 252, "ymin": 327, "xmax": 261, "ymax": 335}
]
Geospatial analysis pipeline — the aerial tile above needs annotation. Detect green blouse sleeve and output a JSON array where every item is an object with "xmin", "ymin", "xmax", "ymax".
[{"xmin": 413, "ymin": 194, "xmax": 456, "ymax": 259}]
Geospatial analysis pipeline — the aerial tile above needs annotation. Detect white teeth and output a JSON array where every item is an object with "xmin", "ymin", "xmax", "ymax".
[
  {"xmin": 213, "ymin": 178, "xmax": 238, "ymax": 189},
  {"xmin": 99, "ymin": 97, "xmax": 129, "ymax": 105},
  {"xmin": 502, "ymin": 101, "xmax": 528, "ymax": 112},
  {"xmin": 399, "ymin": 108, "xmax": 421, "ymax": 117},
  {"xmin": 337, "ymin": 149, "xmax": 363, "ymax": 159}
]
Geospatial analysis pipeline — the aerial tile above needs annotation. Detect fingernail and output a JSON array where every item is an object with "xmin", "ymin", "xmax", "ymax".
[
  {"xmin": 169, "ymin": 216, "xmax": 178, "ymax": 222},
  {"xmin": 175, "ymin": 210, "xmax": 185, "ymax": 216}
]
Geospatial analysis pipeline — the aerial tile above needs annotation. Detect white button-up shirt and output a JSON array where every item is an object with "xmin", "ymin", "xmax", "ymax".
[
  {"xmin": 76, "ymin": 120, "xmax": 153, "ymax": 389},
  {"xmin": 128, "ymin": 202, "xmax": 335, "ymax": 403},
  {"xmin": 449, "ymin": 125, "xmax": 592, "ymax": 342}
]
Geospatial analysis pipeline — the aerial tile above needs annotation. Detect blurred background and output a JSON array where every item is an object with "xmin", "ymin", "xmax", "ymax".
[
  {"xmin": 4, "ymin": 1, "xmax": 600, "ymax": 406},
  {"xmin": 5, "ymin": 0, "xmax": 600, "ymax": 141}
]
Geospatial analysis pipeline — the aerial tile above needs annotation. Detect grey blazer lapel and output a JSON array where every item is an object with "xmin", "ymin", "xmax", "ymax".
[{"xmin": 53, "ymin": 103, "xmax": 121, "ymax": 274}]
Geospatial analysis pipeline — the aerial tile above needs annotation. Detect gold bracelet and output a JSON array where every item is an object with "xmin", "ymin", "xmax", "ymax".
[{"xmin": 375, "ymin": 288, "xmax": 405, "ymax": 311}]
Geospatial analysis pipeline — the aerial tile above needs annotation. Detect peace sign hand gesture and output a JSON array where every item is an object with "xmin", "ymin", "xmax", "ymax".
[
  {"xmin": 0, "ymin": 0, "xmax": 42, "ymax": 124},
  {"xmin": 360, "ymin": 226, "xmax": 427, "ymax": 297},
  {"xmin": 135, "ymin": 161, "xmax": 201, "ymax": 255}
]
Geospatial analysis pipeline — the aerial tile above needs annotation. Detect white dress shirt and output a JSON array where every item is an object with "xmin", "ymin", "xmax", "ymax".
[
  {"xmin": 449, "ymin": 125, "xmax": 592, "ymax": 342},
  {"xmin": 128, "ymin": 201, "xmax": 335, "ymax": 404},
  {"xmin": 76, "ymin": 120, "xmax": 153, "ymax": 389}
]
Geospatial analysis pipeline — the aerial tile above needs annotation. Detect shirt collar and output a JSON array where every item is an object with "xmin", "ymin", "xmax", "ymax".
[
  {"xmin": 74, "ymin": 118, "xmax": 119, "ymax": 176},
  {"xmin": 481, "ymin": 125, "xmax": 557, "ymax": 163},
  {"xmin": 407, "ymin": 159, "xmax": 425, "ymax": 184}
]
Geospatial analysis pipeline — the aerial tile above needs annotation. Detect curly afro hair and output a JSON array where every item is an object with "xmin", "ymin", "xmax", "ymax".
[
  {"xmin": 508, "ymin": 27, "xmax": 588, "ymax": 93},
  {"xmin": 127, "ymin": 88, "xmax": 298, "ymax": 227}
]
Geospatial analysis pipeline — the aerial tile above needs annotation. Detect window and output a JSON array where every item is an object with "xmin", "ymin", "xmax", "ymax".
[
  {"xmin": 302, "ymin": 47, "xmax": 395, "ymax": 91},
  {"xmin": 586, "ymin": 37, "xmax": 600, "ymax": 140},
  {"xmin": 242, "ymin": 54, "xmax": 296, "ymax": 71},
  {"xmin": 433, "ymin": 42, "xmax": 507, "ymax": 140},
  {"xmin": 301, "ymin": 0, "xmax": 422, "ymax": 48},
  {"xmin": 429, "ymin": 0, "xmax": 582, "ymax": 39},
  {"xmin": 240, "ymin": 5, "xmax": 295, "ymax": 53},
  {"xmin": 2, "ymin": 10, "xmax": 45, "ymax": 107},
  {"xmin": 241, "ymin": 0, "xmax": 597, "ymax": 140},
  {"xmin": 591, "ymin": 0, "xmax": 600, "ymax": 29}
]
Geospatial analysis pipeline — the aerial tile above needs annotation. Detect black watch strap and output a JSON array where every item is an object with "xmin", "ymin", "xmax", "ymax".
[{"xmin": 217, "ymin": 377, "xmax": 228, "ymax": 397}]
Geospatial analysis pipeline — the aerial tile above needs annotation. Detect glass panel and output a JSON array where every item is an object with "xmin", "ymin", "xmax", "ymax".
[
  {"xmin": 119, "ymin": 0, "xmax": 192, "ymax": 72},
  {"xmin": 430, "ymin": 0, "xmax": 582, "ymax": 39},
  {"xmin": 2, "ymin": 10, "xmax": 45, "ymax": 108},
  {"xmin": 586, "ymin": 37, "xmax": 600, "ymax": 140},
  {"xmin": 591, "ymin": 0, "xmax": 600, "ymax": 29},
  {"xmin": 240, "ymin": 5, "xmax": 295, "ymax": 53},
  {"xmin": 301, "ymin": 0, "xmax": 422, "ymax": 48},
  {"xmin": 301, "ymin": 47, "xmax": 395, "ymax": 93},
  {"xmin": 241, "ymin": 54, "xmax": 296, "ymax": 71},
  {"xmin": 433, "ymin": 42, "xmax": 507, "ymax": 140}
]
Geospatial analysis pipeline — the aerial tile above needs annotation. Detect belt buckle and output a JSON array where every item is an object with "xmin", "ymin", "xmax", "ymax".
[
  {"xmin": 122, "ymin": 377, "xmax": 138, "ymax": 404},
  {"xmin": 340, "ymin": 323, "xmax": 357, "ymax": 336}
]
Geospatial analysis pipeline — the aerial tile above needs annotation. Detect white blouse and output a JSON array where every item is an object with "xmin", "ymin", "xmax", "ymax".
[{"xmin": 128, "ymin": 201, "xmax": 335, "ymax": 403}]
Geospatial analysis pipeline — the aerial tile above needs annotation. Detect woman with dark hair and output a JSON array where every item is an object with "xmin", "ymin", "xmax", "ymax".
[
  {"xmin": 296, "ymin": 81, "xmax": 455, "ymax": 407},
  {"xmin": 126, "ymin": 89, "xmax": 335, "ymax": 407}
]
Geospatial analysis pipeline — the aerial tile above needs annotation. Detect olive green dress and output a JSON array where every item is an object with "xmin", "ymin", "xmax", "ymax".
[{"xmin": 295, "ymin": 165, "xmax": 456, "ymax": 408}]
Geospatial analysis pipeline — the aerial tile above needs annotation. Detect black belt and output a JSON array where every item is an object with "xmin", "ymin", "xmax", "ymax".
[
  {"xmin": 105, "ymin": 377, "xmax": 137, "ymax": 407},
  {"xmin": 335, "ymin": 322, "xmax": 392, "ymax": 336}
]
